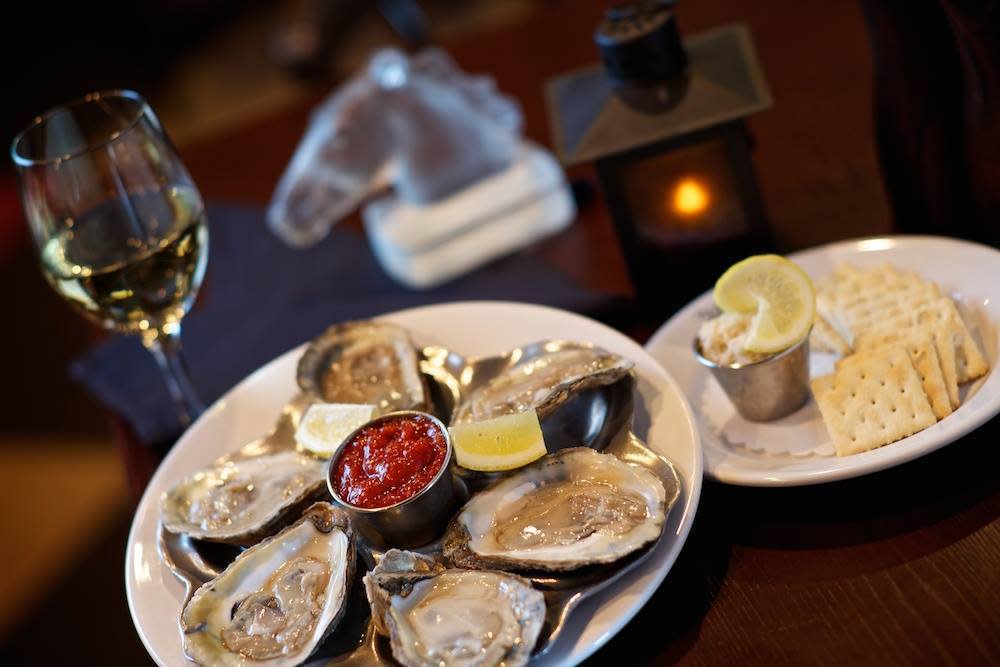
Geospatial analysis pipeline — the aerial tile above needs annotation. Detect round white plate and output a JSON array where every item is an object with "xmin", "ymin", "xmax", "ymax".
[
  {"xmin": 645, "ymin": 235, "xmax": 1000, "ymax": 487},
  {"xmin": 126, "ymin": 301, "xmax": 702, "ymax": 666}
]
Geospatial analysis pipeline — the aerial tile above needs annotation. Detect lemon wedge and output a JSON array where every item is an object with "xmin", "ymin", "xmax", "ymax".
[
  {"xmin": 449, "ymin": 410, "xmax": 547, "ymax": 472},
  {"xmin": 295, "ymin": 403, "xmax": 376, "ymax": 457},
  {"xmin": 713, "ymin": 254, "xmax": 815, "ymax": 354}
]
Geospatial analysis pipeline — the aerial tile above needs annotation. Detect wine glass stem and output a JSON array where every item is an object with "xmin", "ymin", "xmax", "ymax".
[{"xmin": 144, "ymin": 326, "xmax": 205, "ymax": 427}]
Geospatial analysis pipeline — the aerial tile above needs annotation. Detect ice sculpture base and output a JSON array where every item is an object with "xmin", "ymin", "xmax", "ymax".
[{"xmin": 363, "ymin": 142, "xmax": 575, "ymax": 289}]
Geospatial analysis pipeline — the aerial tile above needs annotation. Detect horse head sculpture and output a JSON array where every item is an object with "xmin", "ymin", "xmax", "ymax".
[{"xmin": 267, "ymin": 48, "xmax": 523, "ymax": 247}]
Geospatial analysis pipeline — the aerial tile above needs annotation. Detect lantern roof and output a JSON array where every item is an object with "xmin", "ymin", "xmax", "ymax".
[{"xmin": 545, "ymin": 23, "xmax": 772, "ymax": 166}]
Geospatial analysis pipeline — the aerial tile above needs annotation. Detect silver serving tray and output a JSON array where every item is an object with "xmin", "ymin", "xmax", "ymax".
[{"xmin": 160, "ymin": 341, "xmax": 682, "ymax": 664}]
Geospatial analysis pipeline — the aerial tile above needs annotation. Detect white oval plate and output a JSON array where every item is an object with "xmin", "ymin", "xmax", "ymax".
[
  {"xmin": 126, "ymin": 301, "xmax": 702, "ymax": 666},
  {"xmin": 645, "ymin": 236, "xmax": 1000, "ymax": 487}
]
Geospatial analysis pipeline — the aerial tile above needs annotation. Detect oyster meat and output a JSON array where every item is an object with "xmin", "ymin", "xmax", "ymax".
[
  {"xmin": 444, "ymin": 447, "xmax": 666, "ymax": 571},
  {"xmin": 181, "ymin": 503, "xmax": 356, "ymax": 666},
  {"xmin": 297, "ymin": 320, "xmax": 427, "ymax": 414},
  {"xmin": 161, "ymin": 450, "xmax": 328, "ymax": 545},
  {"xmin": 364, "ymin": 549, "xmax": 545, "ymax": 667},
  {"xmin": 453, "ymin": 343, "xmax": 633, "ymax": 423}
]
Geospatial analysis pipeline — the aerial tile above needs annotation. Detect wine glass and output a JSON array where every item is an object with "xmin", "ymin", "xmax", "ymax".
[{"xmin": 12, "ymin": 90, "xmax": 208, "ymax": 427}]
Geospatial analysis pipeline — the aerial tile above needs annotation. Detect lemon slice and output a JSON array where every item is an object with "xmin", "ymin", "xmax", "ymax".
[
  {"xmin": 295, "ymin": 403, "xmax": 376, "ymax": 457},
  {"xmin": 449, "ymin": 410, "xmax": 547, "ymax": 472},
  {"xmin": 713, "ymin": 254, "xmax": 815, "ymax": 354}
]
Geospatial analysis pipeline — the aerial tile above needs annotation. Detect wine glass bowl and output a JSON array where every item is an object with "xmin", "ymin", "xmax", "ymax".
[{"xmin": 12, "ymin": 90, "xmax": 208, "ymax": 426}]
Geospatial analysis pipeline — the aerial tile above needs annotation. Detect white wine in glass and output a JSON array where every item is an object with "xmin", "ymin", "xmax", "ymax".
[{"xmin": 13, "ymin": 90, "xmax": 209, "ymax": 427}]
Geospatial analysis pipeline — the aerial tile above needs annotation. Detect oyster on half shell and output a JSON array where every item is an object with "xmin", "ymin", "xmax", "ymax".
[
  {"xmin": 297, "ymin": 320, "xmax": 427, "ymax": 414},
  {"xmin": 161, "ymin": 450, "xmax": 328, "ymax": 546},
  {"xmin": 452, "ymin": 343, "xmax": 633, "ymax": 424},
  {"xmin": 181, "ymin": 503, "xmax": 356, "ymax": 666},
  {"xmin": 443, "ymin": 447, "xmax": 666, "ymax": 572},
  {"xmin": 364, "ymin": 549, "xmax": 545, "ymax": 667}
]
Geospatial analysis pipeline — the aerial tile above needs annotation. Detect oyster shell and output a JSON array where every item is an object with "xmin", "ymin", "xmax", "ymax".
[
  {"xmin": 452, "ymin": 343, "xmax": 634, "ymax": 423},
  {"xmin": 181, "ymin": 503, "xmax": 356, "ymax": 666},
  {"xmin": 364, "ymin": 549, "xmax": 545, "ymax": 667},
  {"xmin": 161, "ymin": 450, "xmax": 328, "ymax": 546},
  {"xmin": 443, "ymin": 447, "xmax": 666, "ymax": 572},
  {"xmin": 297, "ymin": 320, "xmax": 427, "ymax": 414}
]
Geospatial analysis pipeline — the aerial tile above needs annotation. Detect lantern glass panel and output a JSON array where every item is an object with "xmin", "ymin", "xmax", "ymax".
[{"xmin": 616, "ymin": 137, "xmax": 748, "ymax": 248}]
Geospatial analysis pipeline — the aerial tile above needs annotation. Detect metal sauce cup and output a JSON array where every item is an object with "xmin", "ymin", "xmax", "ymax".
[
  {"xmin": 694, "ymin": 330, "xmax": 811, "ymax": 421},
  {"xmin": 326, "ymin": 410, "xmax": 459, "ymax": 549}
]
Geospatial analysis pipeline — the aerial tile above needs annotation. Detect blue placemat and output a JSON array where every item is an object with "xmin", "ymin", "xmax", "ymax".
[{"xmin": 71, "ymin": 205, "xmax": 622, "ymax": 446}]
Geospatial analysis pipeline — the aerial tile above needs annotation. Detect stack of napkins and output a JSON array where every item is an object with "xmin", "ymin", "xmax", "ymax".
[{"xmin": 363, "ymin": 142, "xmax": 575, "ymax": 289}]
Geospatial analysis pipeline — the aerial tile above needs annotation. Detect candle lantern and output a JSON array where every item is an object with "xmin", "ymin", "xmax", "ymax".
[{"xmin": 545, "ymin": 2, "xmax": 773, "ymax": 319}]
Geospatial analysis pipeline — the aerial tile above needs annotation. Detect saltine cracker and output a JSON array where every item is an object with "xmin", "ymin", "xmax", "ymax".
[{"xmin": 812, "ymin": 346, "xmax": 936, "ymax": 456}]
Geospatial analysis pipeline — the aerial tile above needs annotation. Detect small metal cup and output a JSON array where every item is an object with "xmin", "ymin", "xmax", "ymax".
[
  {"xmin": 693, "ymin": 331, "xmax": 811, "ymax": 421},
  {"xmin": 326, "ymin": 411, "xmax": 460, "ymax": 549}
]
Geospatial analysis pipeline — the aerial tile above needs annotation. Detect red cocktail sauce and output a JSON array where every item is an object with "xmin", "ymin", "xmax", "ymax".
[{"xmin": 332, "ymin": 414, "xmax": 448, "ymax": 509}]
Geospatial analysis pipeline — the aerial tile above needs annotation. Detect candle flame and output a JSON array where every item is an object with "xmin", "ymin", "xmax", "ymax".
[{"xmin": 671, "ymin": 178, "xmax": 710, "ymax": 217}]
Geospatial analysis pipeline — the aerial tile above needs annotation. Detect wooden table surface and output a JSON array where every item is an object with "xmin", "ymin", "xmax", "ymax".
[{"xmin": 168, "ymin": 0, "xmax": 999, "ymax": 664}]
